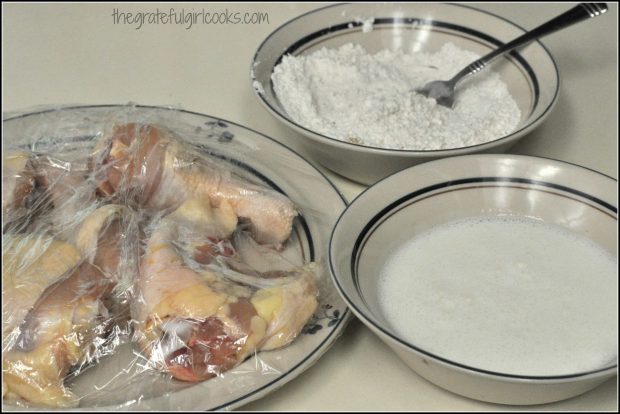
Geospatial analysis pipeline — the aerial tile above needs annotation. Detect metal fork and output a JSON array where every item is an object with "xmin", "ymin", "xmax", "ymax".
[{"xmin": 416, "ymin": 3, "xmax": 608, "ymax": 108}]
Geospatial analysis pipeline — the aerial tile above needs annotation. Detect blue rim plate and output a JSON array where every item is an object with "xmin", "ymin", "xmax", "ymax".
[{"xmin": 2, "ymin": 104, "xmax": 350, "ymax": 411}]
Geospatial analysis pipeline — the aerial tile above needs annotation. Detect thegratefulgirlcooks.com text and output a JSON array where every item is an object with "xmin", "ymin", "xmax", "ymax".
[{"xmin": 111, "ymin": 7, "xmax": 270, "ymax": 30}]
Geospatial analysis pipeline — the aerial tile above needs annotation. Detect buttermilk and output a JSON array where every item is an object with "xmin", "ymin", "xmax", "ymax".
[{"xmin": 378, "ymin": 215, "xmax": 618, "ymax": 376}]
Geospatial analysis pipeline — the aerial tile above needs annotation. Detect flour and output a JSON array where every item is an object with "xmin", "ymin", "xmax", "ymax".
[
  {"xmin": 354, "ymin": 17, "xmax": 375, "ymax": 33},
  {"xmin": 271, "ymin": 43, "xmax": 521, "ymax": 150}
]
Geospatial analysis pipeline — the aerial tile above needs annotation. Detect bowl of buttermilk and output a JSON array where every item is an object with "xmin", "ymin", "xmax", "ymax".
[{"xmin": 329, "ymin": 154, "xmax": 617, "ymax": 405}]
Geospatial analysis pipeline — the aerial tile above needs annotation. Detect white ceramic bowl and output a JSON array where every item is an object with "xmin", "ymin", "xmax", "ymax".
[
  {"xmin": 252, "ymin": 3, "xmax": 560, "ymax": 185},
  {"xmin": 329, "ymin": 154, "xmax": 617, "ymax": 405}
]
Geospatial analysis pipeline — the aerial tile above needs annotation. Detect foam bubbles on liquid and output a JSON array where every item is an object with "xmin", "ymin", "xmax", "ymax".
[{"xmin": 378, "ymin": 215, "xmax": 618, "ymax": 376}]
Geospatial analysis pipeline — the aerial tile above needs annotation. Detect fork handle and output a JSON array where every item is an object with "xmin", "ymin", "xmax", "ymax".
[{"xmin": 450, "ymin": 3, "xmax": 608, "ymax": 85}]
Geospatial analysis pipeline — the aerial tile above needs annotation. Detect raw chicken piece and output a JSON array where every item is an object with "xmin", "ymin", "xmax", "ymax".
[
  {"xmin": 135, "ymin": 197, "xmax": 265, "ymax": 381},
  {"xmin": 135, "ymin": 197, "xmax": 317, "ymax": 382},
  {"xmin": 32, "ymin": 155, "xmax": 97, "ymax": 240},
  {"xmin": 3, "ymin": 153, "xmax": 97, "ymax": 237},
  {"xmin": 250, "ymin": 265, "xmax": 318, "ymax": 351},
  {"xmin": 2, "ymin": 261, "xmax": 111, "ymax": 407},
  {"xmin": 2, "ymin": 236, "xmax": 82, "ymax": 349},
  {"xmin": 93, "ymin": 123, "xmax": 298, "ymax": 247},
  {"xmin": 2, "ymin": 205, "xmax": 129, "ymax": 407}
]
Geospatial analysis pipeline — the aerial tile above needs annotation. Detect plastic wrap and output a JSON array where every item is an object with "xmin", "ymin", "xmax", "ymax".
[{"xmin": 2, "ymin": 105, "xmax": 348, "ymax": 410}]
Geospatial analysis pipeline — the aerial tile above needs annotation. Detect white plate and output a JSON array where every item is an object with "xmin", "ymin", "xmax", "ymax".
[{"xmin": 2, "ymin": 104, "xmax": 350, "ymax": 411}]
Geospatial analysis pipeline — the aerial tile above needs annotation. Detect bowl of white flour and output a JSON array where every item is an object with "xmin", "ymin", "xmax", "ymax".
[
  {"xmin": 252, "ymin": 3, "xmax": 560, "ymax": 184},
  {"xmin": 329, "ymin": 154, "xmax": 618, "ymax": 404}
]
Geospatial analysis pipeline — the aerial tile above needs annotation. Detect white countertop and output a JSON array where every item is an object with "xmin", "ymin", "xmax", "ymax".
[{"xmin": 3, "ymin": 2, "xmax": 618, "ymax": 411}]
